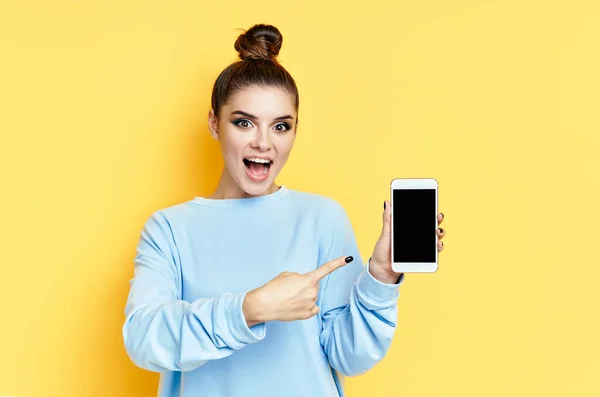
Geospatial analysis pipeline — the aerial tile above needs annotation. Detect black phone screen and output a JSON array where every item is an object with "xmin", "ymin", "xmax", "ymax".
[{"xmin": 392, "ymin": 188, "xmax": 436, "ymax": 263}]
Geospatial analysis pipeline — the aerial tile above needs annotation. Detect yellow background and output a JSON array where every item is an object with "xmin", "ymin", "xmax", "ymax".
[{"xmin": 1, "ymin": 0, "xmax": 598, "ymax": 396}]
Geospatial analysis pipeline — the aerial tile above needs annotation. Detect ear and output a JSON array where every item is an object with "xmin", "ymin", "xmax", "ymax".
[
  {"xmin": 208, "ymin": 109, "xmax": 220, "ymax": 141},
  {"xmin": 291, "ymin": 119, "xmax": 298, "ymax": 148}
]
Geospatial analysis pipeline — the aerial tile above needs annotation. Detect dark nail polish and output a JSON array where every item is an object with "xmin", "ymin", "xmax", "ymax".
[
  {"xmin": 345, "ymin": 256, "xmax": 354, "ymax": 263},
  {"xmin": 384, "ymin": 201, "xmax": 386, "ymax": 210},
  {"xmin": 440, "ymin": 213, "xmax": 444, "ymax": 218},
  {"xmin": 439, "ymin": 228, "xmax": 443, "ymax": 234}
]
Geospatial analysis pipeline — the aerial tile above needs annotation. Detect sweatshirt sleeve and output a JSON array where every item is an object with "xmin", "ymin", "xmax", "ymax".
[
  {"xmin": 317, "ymin": 202, "xmax": 404, "ymax": 377},
  {"xmin": 122, "ymin": 211, "xmax": 266, "ymax": 373}
]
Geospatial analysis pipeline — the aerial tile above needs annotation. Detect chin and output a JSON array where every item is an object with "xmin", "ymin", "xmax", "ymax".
[{"xmin": 240, "ymin": 178, "xmax": 275, "ymax": 197}]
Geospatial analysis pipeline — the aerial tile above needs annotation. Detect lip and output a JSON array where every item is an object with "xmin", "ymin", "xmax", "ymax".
[
  {"xmin": 243, "ymin": 157, "xmax": 273, "ymax": 183},
  {"xmin": 243, "ymin": 155, "xmax": 274, "ymax": 162}
]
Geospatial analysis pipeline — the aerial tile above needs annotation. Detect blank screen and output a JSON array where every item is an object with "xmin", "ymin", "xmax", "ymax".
[{"xmin": 392, "ymin": 189, "xmax": 436, "ymax": 263}]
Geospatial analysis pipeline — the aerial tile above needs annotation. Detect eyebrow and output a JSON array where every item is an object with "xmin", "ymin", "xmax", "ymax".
[{"xmin": 231, "ymin": 110, "xmax": 294, "ymax": 121}]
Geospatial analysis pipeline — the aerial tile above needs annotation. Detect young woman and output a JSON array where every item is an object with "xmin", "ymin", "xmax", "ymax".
[{"xmin": 123, "ymin": 24, "xmax": 446, "ymax": 397}]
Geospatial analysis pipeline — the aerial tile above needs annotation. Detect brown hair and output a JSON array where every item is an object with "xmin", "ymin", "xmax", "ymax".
[{"xmin": 211, "ymin": 24, "xmax": 299, "ymax": 118}]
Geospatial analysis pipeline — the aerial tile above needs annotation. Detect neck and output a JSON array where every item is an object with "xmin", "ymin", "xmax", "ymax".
[{"xmin": 209, "ymin": 167, "xmax": 279, "ymax": 199}]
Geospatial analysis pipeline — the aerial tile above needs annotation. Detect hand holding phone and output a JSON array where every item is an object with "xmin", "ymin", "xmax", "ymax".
[{"xmin": 391, "ymin": 178, "xmax": 440, "ymax": 273}]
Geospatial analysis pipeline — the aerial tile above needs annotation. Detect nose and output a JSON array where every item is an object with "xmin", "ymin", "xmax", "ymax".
[{"xmin": 251, "ymin": 126, "xmax": 273, "ymax": 151}]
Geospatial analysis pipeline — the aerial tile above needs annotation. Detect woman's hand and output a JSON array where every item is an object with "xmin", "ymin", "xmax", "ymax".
[
  {"xmin": 369, "ymin": 201, "xmax": 446, "ymax": 284},
  {"xmin": 243, "ymin": 256, "xmax": 354, "ymax": 326}
]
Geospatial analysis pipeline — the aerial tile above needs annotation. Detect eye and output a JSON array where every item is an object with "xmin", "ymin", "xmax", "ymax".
[
  {"xmin": 274, "ymin": 122, "xmax": 291, "ymax": 132},
  {"xmin": 233, "ymin": 119, "xmax": 253, "ymax": 129}
]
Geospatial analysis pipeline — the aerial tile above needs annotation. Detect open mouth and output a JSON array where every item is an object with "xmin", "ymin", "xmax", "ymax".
[{"xmin": 243, "ymin": 157, "xmax": 273, "ymax": 177}]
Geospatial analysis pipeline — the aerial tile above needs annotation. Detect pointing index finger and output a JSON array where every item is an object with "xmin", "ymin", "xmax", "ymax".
[{"xmin": 309, "ymin": 256, "xmax": 354, "ymax": 281}]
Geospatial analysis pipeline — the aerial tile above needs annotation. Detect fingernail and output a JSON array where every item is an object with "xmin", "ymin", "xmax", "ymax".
[
  {"xmin": 441, "ymin": 213, "xmax": 444, "ymax": 218},
  {"xmin": 384, "ymin": 201, "xmax": 386, "ymax": 210},
  {"xmin": 439, "ymin": 228, "xmax": 444, "ymax": 234},
  {"xmin": 441, "ymin": 241, "xmax": 444, "ymax": 246},
  {"xmin": 345, "ymin": 256, "xmax": 354, "ymax": 263}
]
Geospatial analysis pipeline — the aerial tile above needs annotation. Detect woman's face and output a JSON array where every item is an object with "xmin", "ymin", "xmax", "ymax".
[{"xmin": 208, "ymin": 85, "xmax": 297, "ymax": 198}]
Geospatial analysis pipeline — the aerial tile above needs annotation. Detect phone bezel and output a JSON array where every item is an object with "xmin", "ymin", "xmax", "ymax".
[{"xmin": 390, "ymin": 178, "xmax": 439, "ymax": 273}]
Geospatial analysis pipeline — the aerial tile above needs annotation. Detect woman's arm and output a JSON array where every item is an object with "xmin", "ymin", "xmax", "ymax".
[
  {"xmin": 122, "ymin": 212, "xmax": 266, "ymax": 373},
  {"xmin": 317, "ymin": 201, "xmax": 403, "ymax": 377}
]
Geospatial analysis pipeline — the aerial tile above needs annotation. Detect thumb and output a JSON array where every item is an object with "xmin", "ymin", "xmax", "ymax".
[{"xmin": 382, "ymin": 200, "xmax": 391, "ymax": 235}]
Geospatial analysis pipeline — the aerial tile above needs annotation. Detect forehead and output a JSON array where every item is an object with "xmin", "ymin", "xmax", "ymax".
[{"xmin": 224, "ymin": 86, "xmax": 296, "ymax": 118}]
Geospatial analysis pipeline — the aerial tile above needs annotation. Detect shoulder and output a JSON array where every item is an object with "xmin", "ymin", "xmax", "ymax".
[
  {"xmin": 288, "ymin": 189, "xmax": 343, "ymax": 209},
  {"xmin": 141, "ymin": 199, "xmax": 199, "ymax": 231},
  {"xmin": 287, "ymin": 189, "xmax": 349, "ymax": 223}
]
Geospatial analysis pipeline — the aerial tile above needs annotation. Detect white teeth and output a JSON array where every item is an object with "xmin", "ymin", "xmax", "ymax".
[{"xmin": 246, "ymin": 158, "xmax": 271, "ymax": 164}]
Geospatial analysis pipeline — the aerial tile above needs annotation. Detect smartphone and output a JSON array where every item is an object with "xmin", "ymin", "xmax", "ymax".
[{"xmin": 391, "ymin": 178, "xmax": 439, "ymax": 273}]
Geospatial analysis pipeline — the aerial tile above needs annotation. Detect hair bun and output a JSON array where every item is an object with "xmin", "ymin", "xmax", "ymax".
[{"xmin": 234, "ymin": 24, "xmax": 283, "ymax": 61}]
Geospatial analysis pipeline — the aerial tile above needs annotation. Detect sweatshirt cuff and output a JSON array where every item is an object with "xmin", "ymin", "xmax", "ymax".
[
  {"xmin": 355, "ymin": 259, "xmax": 402, "ymax": 309},
  {"xmin": 223, "ymin": 291, "xmax": 266, "ymax": 348}
]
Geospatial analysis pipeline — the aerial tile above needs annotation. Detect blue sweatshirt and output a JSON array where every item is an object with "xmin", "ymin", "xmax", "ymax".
[{"xmin": 123, "ymin": 186, "xmax": 404, "ymax": 397}]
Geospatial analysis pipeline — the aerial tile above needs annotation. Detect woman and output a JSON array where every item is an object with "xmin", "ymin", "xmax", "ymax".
[{"xmin": 123, "ymin": 24, "xmax": 446, "ymax": 397}]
